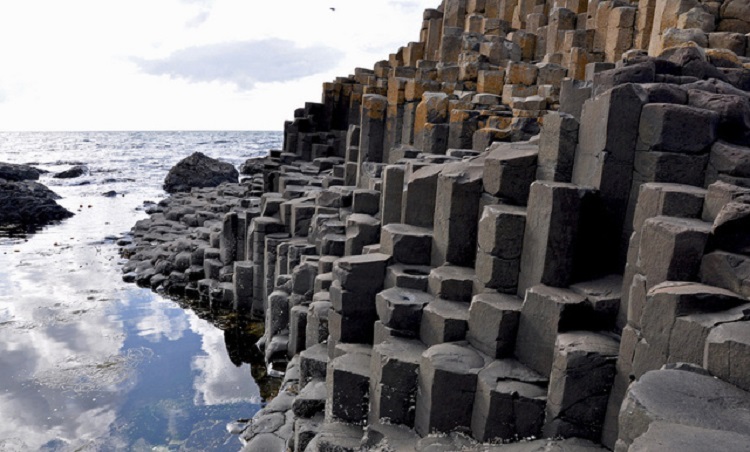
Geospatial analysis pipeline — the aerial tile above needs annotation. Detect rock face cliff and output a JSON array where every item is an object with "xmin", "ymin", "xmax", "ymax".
[{"xmin": 122, "ymin": 0, "xmax": 750, "ymax": 450}]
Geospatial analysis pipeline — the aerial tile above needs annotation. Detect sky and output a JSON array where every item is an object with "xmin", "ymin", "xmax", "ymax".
[{"xmin": 0, "ymin": 0, "xmax": 439, "ymax": 132}]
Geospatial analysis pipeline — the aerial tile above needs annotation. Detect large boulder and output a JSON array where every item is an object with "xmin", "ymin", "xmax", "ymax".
[
  {"xmin": 0, "ymin": 162, "xmax": 41, "ymax": 181},
  {"xmin": 53, "ymin": 165, "xmax": 88, "ymax": 179},
  {"xmin": 0, "ymin": 179, "xmax": 73, "ymax": 228},
  {"xmin": 163, "ymin": 152, "xmax": 238, "ymax": 193}
]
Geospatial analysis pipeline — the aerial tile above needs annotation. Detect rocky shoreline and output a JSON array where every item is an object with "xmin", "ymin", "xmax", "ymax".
[
  {"xmin": 121, "ymin": 0, "xmax": 750, "ymax": 450},
  {"xmin": 0, "ymin": 162, "xmax": 74, "ymax": 231}
]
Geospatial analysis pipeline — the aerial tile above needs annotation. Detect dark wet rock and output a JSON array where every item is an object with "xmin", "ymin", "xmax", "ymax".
[
  {"xmin": 686, "ymin": 89, "xmax": 750, "ymax": 145},
  {"xmin": 102, "ymin": 190, "xmax": 118, "ymax": 197},
  {"xmin": 144, "ymin": 203, "xmax": 162, "ymax": 214},
  {"xmin": 53, "ymin": 165, "xmax": 88, "ymax": 179},
  {"xmin": 239, "ymin": 158, "xmax": 265, "ymax": 175},
  {"xmin": 0, "ymin": 179, "xmax": 73, "ymax": 228},
  {"xmin": 163, "ymin": 152, "xmax": 238, "ymax": 193},
  {"xmin": 709, "ymin": 201, "xmax": 750, "ymax": 254},
  {"xmin": 0, "ymin": 162, "xmax": 41, "ymax": 181}
]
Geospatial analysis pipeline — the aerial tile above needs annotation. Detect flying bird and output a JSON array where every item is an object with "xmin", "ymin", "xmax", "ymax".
[{"xmin": 330, "ymin": 7, "xmax": 335, "ymax": 11}]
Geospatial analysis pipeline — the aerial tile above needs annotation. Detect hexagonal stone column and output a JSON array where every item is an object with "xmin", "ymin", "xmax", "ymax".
[
  {"xmin": 467, "ymin": 292, "xmax": 522, "ymax": 358},
  {"xmin": 380, "ymin": 223, "xmax": 433, "ymax": 265},
  {"xmin": 431, "ymin": 161, "xmax": 484, "ymax": 267},
  {"xmin": 325, "ymin": 348, "xmax": 372, "ymax": 424},
  {"xmin": 471, "ymin": 359, "xmax": 548, "ymax": 442},
  {"xmin": 543, "ymin": 331, "xmax": 619, "ymax": 441},
  {"xmin": 376, "ymin": 287, "xmax": 435, "ymax": 335},
  {"xmin": 369, "ymin": 337, "xmax": 426, "ymax": 427},
  {"xmin": 414, "ymin": 343, "xmax": 486, "ymax": 436}
]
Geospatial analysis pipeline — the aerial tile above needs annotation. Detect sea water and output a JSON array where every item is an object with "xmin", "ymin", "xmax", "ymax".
[{"xmin": 0, "ymin": 131, "xmax": 282, "ymax": 451}]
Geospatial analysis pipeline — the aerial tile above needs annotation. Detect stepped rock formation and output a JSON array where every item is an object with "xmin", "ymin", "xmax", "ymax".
[{"xmin": 121, "ymin": 0, "xmax": 750, "ymax": 450}]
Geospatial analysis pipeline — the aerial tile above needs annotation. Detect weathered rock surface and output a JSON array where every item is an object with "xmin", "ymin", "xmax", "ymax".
[
  {"xmin": 617, "ymin": 366, "xmax": 750, "ymax": 451},
  {"xmin": 53, "ymin": 165, "xmax": 88, "ymax": 179},
  {"xmin": 239, "ymin": 157, "xmax": 266, "ymax": 175},
  {"xmin": 163, "ymin": 152, "xmax": 238, "ymax": 193},
  {"xmin": 0, "ymin": 179, "xmax": 73, "ymax": 228},
  {"xmin": 0, "ymin": 162, "xmax": 41, "ymax": 181}
]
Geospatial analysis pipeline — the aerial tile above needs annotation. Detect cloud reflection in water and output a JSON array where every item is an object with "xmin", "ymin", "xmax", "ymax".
[{"xmin": 0, "ymin": 183, "xmax": 260, "ymax": 451}]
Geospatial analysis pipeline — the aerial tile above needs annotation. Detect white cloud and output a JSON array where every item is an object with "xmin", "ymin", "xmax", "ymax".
[
  {"xmin": 189, "ymin": 315, "xmax": 261, "ymax": 406},
  {"xmin": 0, "ymin": 0, "xmax": 439, "ymax": 131},
  {"xmin": 0, "ymin": 301, "xmax": 126, "ymax": 450},
  {"xmin": 134, "ymin": 39, "xmax": 344, "ymax": 90},
  {"xmin": 135, "ymin": 298, "xmax": 189, "ymax": 342},
  {"xmin": 186, "ymin": 10, "xmax": 211, "ymax": 28}
]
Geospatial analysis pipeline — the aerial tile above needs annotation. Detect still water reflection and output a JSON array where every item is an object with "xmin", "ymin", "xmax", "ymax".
[
  {"xmin": 0, "ymin": 200, "xmax": 263, "ymax": 451},
  {"xmin": 0, "ymin": 131, "xmax": 281, "ymax": 451}
]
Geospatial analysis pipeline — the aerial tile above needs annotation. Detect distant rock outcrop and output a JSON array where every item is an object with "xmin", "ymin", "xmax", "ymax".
[
  {"xmin": 163, "ymin": 152, "xmax": 238, "ymax": 193},
  {"xmin": 0, "ymin": 179, "xmax": 73, "ymax": 228},
  {"xmin": 53, "ymin": 165, "xmax": 88, "ymax": 179},
  {"xmin": 0, "ymin": 162, "xmax": 41, "ymax": 182}
]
